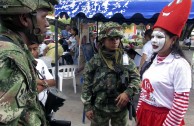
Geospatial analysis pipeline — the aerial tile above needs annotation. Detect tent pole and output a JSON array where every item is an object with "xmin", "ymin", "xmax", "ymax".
[
  {"xmin": 78, "ymin": 18, "xmax": 83, "ymax": 70},
  {"xmin": 97, "ymin": 21, "xmax": 98, "ymax": 41},
  {"xmin": 54, "ymin": 16, "xmax": 59, "ymax": 88},
  {"xmin": 77, "ymin": 18, "xmax": 80, "ymax": 68}
]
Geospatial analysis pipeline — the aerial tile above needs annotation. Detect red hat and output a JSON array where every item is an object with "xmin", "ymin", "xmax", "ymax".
[
  {"xmin": 153, "ymin": 0, "xmax": 192, "ymax": 37},
  {"xmin": 93, "ymin": 30, "xmax": 97, "ymax": 34},
  {"xmin": 44, "ymin": 36, "xmax": 54, "ymax": 42}
]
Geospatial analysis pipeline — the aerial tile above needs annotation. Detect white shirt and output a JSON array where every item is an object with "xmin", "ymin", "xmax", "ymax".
[
  {"xmin": 134, "ymin": 54, "xmax": 142, "ymax": 67},
  {"xmin": 39, "ymin": 43, "xmax": 47, "ymax": 56},
  {"xmin": 36, "ymin": 59, "xmax": 54, "ymax": 106},
  {"xmin": 68, "ymin": 36, "xmax": 77, "ymax": 50},
  {"xmin": 142, "ymin": 40, "xmax": 153, "ymax": 61},
  {"xmin": 141, "ymin": 53, "xmax": 191, "ymax": 109},
  {"xmin": 184, "ymin": 38, "xmax": 191, "ymax": 44}
]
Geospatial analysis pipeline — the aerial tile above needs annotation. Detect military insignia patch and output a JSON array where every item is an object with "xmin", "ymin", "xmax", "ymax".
[{"xmin": 16, "ymin": 81, "xmax": 27, "ymax": 108}]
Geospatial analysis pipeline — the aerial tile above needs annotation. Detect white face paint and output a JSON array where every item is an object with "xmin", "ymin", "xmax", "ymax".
[{"xmin": 151, "ymin": 31, "xmax": 166, "ymax": 53}]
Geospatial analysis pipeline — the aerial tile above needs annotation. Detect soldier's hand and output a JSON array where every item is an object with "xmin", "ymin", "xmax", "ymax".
[
  {"xmin": 37, "ymin": 85, "xmax": 45, "ymax": 93},
  {"xmin": 36, "ymin": 79, "xmax": 46, "ymax": 92},
  {"xmin": 86, "ymin": 110, "xmax": 94, "ymax": 121},
  {"xmin": 115, "ymin": 92, "xmax": 130, "ymax": 108}
]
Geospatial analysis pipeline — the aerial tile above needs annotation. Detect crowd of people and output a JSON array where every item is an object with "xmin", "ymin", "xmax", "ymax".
[
  {"xmin": 0, "ymin": 0, "xmax": 192, "ymax": 126},
  {"xmin": 39, "ymin": 25, "xmax": 97, "ymax": 70}
]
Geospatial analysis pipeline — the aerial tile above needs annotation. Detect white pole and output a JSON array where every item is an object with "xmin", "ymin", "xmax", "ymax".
[
  {"xmin": 192, "ymin": 52, "xmax": 194, "ymax": 89},
  {"xmin": 77, "ymin": 18, "xmax": 81, "ymax": 68}
]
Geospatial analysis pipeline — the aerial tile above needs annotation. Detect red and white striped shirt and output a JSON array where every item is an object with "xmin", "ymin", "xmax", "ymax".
[{"xmin": 163, "ymin": 92, "xmax": 189, "ymax": 126}]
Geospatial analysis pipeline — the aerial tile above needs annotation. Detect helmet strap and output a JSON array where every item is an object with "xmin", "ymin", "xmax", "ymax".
[{"xmin": 26, "ymin": 12, "xmax": 44, "ymax": 44}]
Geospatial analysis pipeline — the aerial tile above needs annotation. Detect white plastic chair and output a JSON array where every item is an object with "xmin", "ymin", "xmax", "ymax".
[
  {"xmin": 58, "ymin": 65, "xmax": 78, "ymax": 93},
  {"xmin": 48, "ymin": 67, "xmax": 55, "ymax": 78}
]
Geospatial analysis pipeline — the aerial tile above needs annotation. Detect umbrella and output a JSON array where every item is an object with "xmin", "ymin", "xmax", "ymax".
[{"xmin": 55, "ymin": 0, "xmax": 194, "ymax": 24}]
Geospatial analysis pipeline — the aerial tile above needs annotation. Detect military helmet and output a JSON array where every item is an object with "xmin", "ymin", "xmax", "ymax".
[
  {"xmin": 37, "ymin": 0, "xmax": 59, "ymax": 11},
  {"xmin": 0, "ymin": 0, "xmax": 58, "ymax": 14},
  {"xmin": 98, "ymin": 22, "xmax": 123, "ymax": 42}
]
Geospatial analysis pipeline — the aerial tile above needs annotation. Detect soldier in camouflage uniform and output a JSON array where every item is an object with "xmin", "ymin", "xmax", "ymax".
[
  {"xmin": 0, "ymin": 0, "xmax": 58, "ymax": 125},
  {"xmin": 81, "ymin": 22, "xmax": 140, "ymax": 126}
]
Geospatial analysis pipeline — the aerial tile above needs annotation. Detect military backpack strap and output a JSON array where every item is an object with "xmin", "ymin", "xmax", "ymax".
[{"xmin": 122, "ymin": 53, "xmax": 138, "ymax": 120}]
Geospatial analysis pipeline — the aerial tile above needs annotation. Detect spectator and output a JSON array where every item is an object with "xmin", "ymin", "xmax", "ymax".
[
  {"xmin": 28, "ymin": 43, "xmax": 56, "ymax": 106},
  {"xmin": 39, "ymin": 37, "xmax": 53, "ymax": 57},
  {"xmin": 59, "ymin": 37, "xmax": 69, "ymax": 52},
  {"xmin": 44, "ymin": 41, "xmax": 64, "ymax": 67},
  {"xmin": 139, "ymin": 29, "xmax": 153, "ymax": 72},
  {"xmin": 125, "ymin": 48, "xmax": 142, "ymax": 68},
  {"xmin": 59, "ymin": 38, "xmax": 74, "ymax": 65},
  {"xmin": 89, "ymin": 30, "xmax": 98, "ymax": 53},
  {"xmin": 60, "ymin": 25, "xmax": 72, "ymax": 50},
  {"xmin": 184, "ymin": 37, "xmax": 191, "ymax": 49},
  {"xmin": 82, "ymin": 34, "xmax": 95, "ymax": 62},
  {"xmin": 68, "ymin": 27, "xmax": 79, "ymax": 51},
  {"xmin": 68, "ymin": 27, "xmax": 80, "ymax": 65},
  {"xmin": 61, "ymin": 24, "xmax": 71, "ymax": 40}
]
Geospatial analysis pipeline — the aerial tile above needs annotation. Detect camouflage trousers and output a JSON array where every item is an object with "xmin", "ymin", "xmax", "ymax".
[{"xmin": 91, "ymin": 107, "xmax": 130, "ymax": 126}]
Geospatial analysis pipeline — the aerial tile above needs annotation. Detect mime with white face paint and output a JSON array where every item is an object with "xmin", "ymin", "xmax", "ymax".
[{"xmin": 136, "ymin": 0, "xmax": 192, "ymax": 126}]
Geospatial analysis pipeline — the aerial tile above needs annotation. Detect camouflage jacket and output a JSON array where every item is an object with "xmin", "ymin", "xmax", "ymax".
[
  {"xmin": 0, "ymin": 32, "xmax": 47, "ymax": 126},
  {"xmin": 81, "ymin": 53, "xmax": 140, "ymax": 113}
]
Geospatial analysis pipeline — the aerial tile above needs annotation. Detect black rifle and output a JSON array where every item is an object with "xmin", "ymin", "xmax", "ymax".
[
  {"xmin": 127, "ymin": 99, "xmax": 136, "ymax": 120},
  {"xmin": 45, "ymin": 87, "xmax": 66, "ymax": 115},
  {"xmin": 49, "ymin": 119, "xmax": 71, "ymax": 126},
  {"xmin": 114, "ymin": 64, "xmax": 136, "ymax": 120},
  {"xmin": 45, "ymin": 87, "xmax": 71, "ymax": 126}
]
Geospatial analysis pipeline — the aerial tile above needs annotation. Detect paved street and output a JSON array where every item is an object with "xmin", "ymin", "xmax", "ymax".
[{"xmin": 54, "ymin": 50, "xmax": 194, "ymax": 126}]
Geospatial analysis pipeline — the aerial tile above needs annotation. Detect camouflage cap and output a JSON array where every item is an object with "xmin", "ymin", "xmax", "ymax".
[
  {"xmin": 98, "ymin": 22, "xmax": 123, "ymax": 42},
  {"xmin": 0, "ymin": 0, "xmax": 58, "ymax": 14}
]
